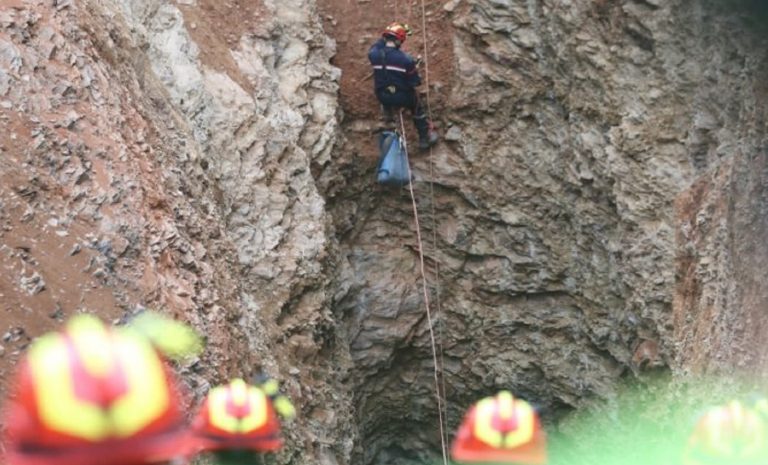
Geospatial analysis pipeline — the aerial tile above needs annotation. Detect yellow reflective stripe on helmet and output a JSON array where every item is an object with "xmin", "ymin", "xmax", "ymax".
[
  {"xmin": 30, "ymin": 333, "xmax": 111, "ymax": 441},
  {"xmin": 209, "ymin": 380, "xmax": 269, "ymax": 434},
  {"xmin": 503, "ymin": 400, "xmax": 535, "ymax": 448},
  {"xmin": 239, "ymin": 388, "xmax": 269, "ymax": 432},
  {"xmin": 473, "ymin": 392, "xmax": 535, "ymax": 449},
  {"xmin": 474, "ymin": 397, "xmax": 504, "ymax": 448},
  {"xmin": 496, "ymin": 391, "xmax": 514, "ymax": 420},
  {"xmin": 108, "ymin": 332, "xmax": 170, "ymax": 437},
  {"xmin": 208, "ymin": 385, "xmax": 240, "ymax": 434},
  {"xmin": 68, "ymin": 315, "xmax": 113, "ymax": 377},
  {"xmin": 230, "ymin": 378, "xmax": 249, "ymax": 405},
  {"xmin": 29, "ymin": 317, "xmax": 171, "ymax": 440}
]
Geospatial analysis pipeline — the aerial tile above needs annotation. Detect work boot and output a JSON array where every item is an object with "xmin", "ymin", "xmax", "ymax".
[
  {"xmin": 418, "ymin": 128, "xmax": 439, "ymax": 151},
  {"xmin": 415, "ymin": 116, "xmax": 439, "ymax": 150}
]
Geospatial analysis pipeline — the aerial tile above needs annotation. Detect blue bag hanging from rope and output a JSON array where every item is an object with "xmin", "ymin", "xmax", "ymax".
[{"xmin": 376, "ymin": 130, "xmax": 411, "ymax": 186}]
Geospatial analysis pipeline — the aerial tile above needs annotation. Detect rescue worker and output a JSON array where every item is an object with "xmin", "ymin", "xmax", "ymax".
[
  {"xmin": 1, "ymin": 314, "xmax": 195, "ymax": 465},
  {"xmin": 451, "ymin": 391, "xmax": 547, "ymax": 465},
  {"xmin": 368, "ymin": 22, "xmax": 439, "ymax": 151},
  {"xmin": 188, "ymin": 377, "xmax": 295, "ymax": 465},
  {"xmin": 682, "ymin": 400, "xmax": 768, "ymax": 465}
]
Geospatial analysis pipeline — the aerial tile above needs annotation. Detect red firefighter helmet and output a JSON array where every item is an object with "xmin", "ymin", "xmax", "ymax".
[
  {"xmin": 451, "ymin": 391, "xmax": 547, "ymax": 465},
  {"xmin": 189, "ymin": 378, "xmax": 283, "ymax": 453},
  {"xmin": 683, "ymin": 400, "xmax": 768, "ymax": 465},
  {"xmin": 2, "ymin": 314, "xmax": 189, "ymax": 465},
  {"xmin": 382, "ymin": 22, "xmax": 412, "ymax": 43}
]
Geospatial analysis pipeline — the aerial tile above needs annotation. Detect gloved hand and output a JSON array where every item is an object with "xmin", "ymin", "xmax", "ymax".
[{"xmin": 414, "ymin": 55, "xmax": 423, "ymax": 66}]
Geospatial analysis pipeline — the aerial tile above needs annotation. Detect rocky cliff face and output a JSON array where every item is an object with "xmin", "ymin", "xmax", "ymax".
[
  {"xmin": 675, "ymin": 103, "xmax": 768, "ymax": 373},
  {"xmin": 1, "ymin": 0, "xmax": 767, "ymax": 465},
  {"xmin": 0, "ymin": 0, "xmax": 353, "ymax": 463},
  {"xmin": 322, "ymin": 0, "xmax": 768, "ymax": 463}
]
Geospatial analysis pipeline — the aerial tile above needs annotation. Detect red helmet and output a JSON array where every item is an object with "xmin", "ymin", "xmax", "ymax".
[
  {"xmin": 189, "ymin": 378, "xmax": 283, "ymax": 454},
  {"xmin": 683, "ymin": 400, "xmax": 768, "ymax": 465},
  {"xmin": 2, "ymin": 315, "xmax": 189, "ymax": 465},
  {"xmin": 451, "ymin": 391, "xmax": 547, "ymax": 465},
  {"xmin": 382, "ymin": 22, "xmax": 412, "ymax": 43}
]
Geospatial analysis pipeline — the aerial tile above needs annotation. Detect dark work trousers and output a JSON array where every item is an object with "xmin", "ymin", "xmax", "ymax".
[{"xmin": 375, "ymin": 87, "xmax": 430, "ymax": 138}]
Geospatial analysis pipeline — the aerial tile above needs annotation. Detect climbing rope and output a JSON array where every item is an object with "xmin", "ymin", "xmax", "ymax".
[
  {"xmin": 418, "ymin": 1, "xmax": 432, "ymax": 121},
  {"xmin": 408, "ymin": 0, "xmax": 450, "ymax": 461},
  {"xmin": 416, "ymin": 0, "xmax": 450, "ymax": 433},
  {"xmin": 385, "ymin": 1, "xmax": 449, "ymax": 460},
  {"xmin": 398, "ymin": 110, "xmax": 449, "ymax": 465}
]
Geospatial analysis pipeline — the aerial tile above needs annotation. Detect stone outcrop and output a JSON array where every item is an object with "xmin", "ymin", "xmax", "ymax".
[
  {"xmin": 1, "ymin": 0, "xmax": 768, "ymax": 465},
  {"xmin": 0, "ymin": 1, "xmax": 352, "ymax": 464},
  {"xmin": 322, "ymin": 0, "xmax": 768, "ymax": 462},
  {"xmin": 675, "ymin": 140, "xmax": 768, "ymax": 373}
]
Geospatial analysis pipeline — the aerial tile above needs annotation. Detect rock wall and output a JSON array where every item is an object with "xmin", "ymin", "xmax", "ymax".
[
  {"xmin": 0, "ymin": 0, "xmax": 256, "ymax": 389},
  {"xmin": 323, "ymin": 0, "xmax": 768, "ymax": 463},
  {"xmin": 2, "ymin": 0, "xmax": 768, "ymax": 465},
  {"xmin": 111, "ymin": 1, "xmax": 357, "ymax": 462},
  {"xmin": 671, "ymin": 2, "xmax": 768, "ymax": 375},
  {"xmin": 674, "ymin": 114, "xmax": 768, "ymax": 373},
  {"xmin": 0, "ymin": 1, "xmax": 353, "ymax": 464}
]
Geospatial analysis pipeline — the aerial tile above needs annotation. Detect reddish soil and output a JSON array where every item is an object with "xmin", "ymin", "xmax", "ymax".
[
  {"xmin": 174, "ymin": 0, "xmax": 268, "ymax": 93},
  {"xmin": 0, "ymin": 0, "xmax": 456, "ymax": 396},
  {"xmin": 0, "ymin": 0, "xmax": 256, "ymax": 393},
  {"xmin": 0, "ymin": 114, "xmax": 126, "ymax": 394},
  {"xmin": 672, "ymin": 164, "xmax": 730, "ymax": 372},
  {"xmin": 0, "ymin": 0, "xmax": 25, "ymax": 8}
]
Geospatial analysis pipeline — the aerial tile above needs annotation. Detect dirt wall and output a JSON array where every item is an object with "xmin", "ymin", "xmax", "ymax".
[{"xmin": 1, "ymin": 1, "xmax": 768, "ymax": 465}]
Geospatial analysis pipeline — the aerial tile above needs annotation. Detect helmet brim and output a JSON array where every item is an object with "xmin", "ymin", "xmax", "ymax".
[
  {"xmin": 187, "ymin": 433, "xmax": 283, "ymax": 454},
  {"xmin": 6, "ymin": 427, "xmax": 189, "ymax": 465},
  {"xmin": 451, "ymin": 433, "xmax": 547, "ymax": 465}
]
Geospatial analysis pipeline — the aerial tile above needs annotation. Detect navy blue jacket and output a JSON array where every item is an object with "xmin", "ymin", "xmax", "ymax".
[{"xmin": 368, "ymin": 39, "xmax": 422, "ymax": 93}]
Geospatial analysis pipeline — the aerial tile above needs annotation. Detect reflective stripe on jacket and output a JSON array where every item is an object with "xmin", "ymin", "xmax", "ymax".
[{"xmin": 368, "ymin": 39, "xmax": 421, "ymax": 92}]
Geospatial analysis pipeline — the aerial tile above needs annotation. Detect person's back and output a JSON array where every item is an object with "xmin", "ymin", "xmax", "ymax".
[
  {"xmin": 367, "ymin": 22, "xmax": 438, "ymax": 151},
  {"xmin": 368, "ymin": 38, "xmax": 421, "ymax": 95}
]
